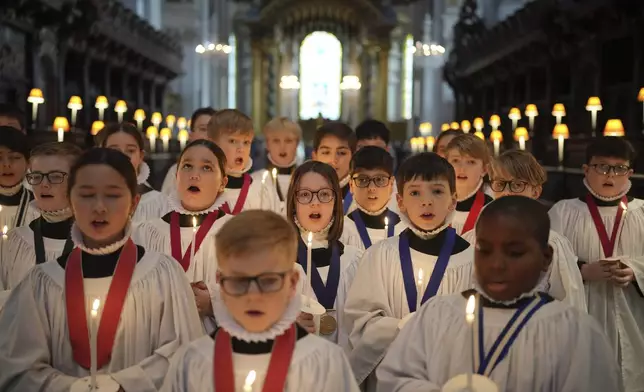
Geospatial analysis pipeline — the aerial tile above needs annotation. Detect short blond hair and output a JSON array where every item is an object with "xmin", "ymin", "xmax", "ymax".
[
  {"xmin": 263, "ymin": 117, "xmax": 302, "ymax": 140},
  {"xmin": 490, "ymin": 150, "xmax": 547, "ymax": 186},
  {"xmin": 215, "ymin": 210, "xmax": 298, "ymax": 264},
  {"xmin": 30, "ymin": 142, "xmax": 84, "ymax": 166},
  {"xmin": 207, "ymin": 109, "xmax": 254, "ymax": 140},
  {"xmin": 445, "ymin": 134, "xmax": 492, "ymax": 165}
]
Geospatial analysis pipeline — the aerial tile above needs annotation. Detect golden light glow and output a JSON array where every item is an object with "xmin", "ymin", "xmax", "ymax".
[
  {"xmin": 160, "ymin": 127, "xmax": 172, "ymax": 141},
  {"xmin": 151, "ymin": 112, "xmax": 163, "ymax": 126},
  {"xmin": 508, "ymin": 107, "xmax": 521, "ymax": 120},
  {"xmin": 91, "ymin": 121, "xmax": 105, "ymax": 136},
  {"xmin": 441, "ymin": 123, "xmax": 450, "ymax": 132},
  {"xmin": 67, "ymin": 96, "xmax": 83, "ymax": 110},
  {"xmin": 552, "ymin": 124, "xmax": 570, "ymax": 139},
  {"xmin": 513, "ymin": 127, "xmax": 529, "ymax": 141},
  {"xmin": 146, "ymin": 126, "xmax": 159, "ymax": 138},
  {"xmin": 473, "ymin": 117, "xmax": 484, "ymax": 130},
  {"xmin": 461, "ymin": 120, "xmax": 471, "ymax": 133},
  {"xmin": 551, "ymin": 103, "xmax": 566, "ymax": 117},
  {"xmin": 419, "ymin": 122, "xmax": 432, "ymax": 135},
  {"xmin": 114, "ymin": 100, "xmax": 128, "ymax": 113},
  {"xmin": 134, "ymin": 109, "xmax": 146, "ymax": 121},
  {"xmin": 27, "ymin": 88, "xmax": 44, "ymax": 104},
  {"xmin": 53, "ymin": 117, "xmax": 70, "ymax": 131},
  {"xmin": 95, "ymin": 96, "xmax": 109, "ymax": 109},
  {"xmin": 603, "ymin": 119, "xmax": 625, "ymax": 137},
  {"xmin": 638, "ymin": 88, "xmax": 644, "ymax": 102},
  {"xmin": 490, "ymin": 129, "xmax": 503, "ymax": 142},
  {"xmin": 450, "ymin": 122, "xmax": 460, "ymax": 130},
  {"xmin": 178, "ymin": 129, "xmax": 189, "ymax": 142},
  {"xmin": 586, "ymin": 97, "xmax": 603, "ymax": 111},
  {"xmin": 166, "ymin": 115, "xmax": 176, "ymax": 128},
  {"xmin": 474, "ymin": 131, "xmax": 484, "ymax": 140},
  {"xmin": 425, "ymin": 136, "xmax": 435, "ymax": 148},
  {"xmin": 489, "ymin": 114, "xmax": 501, "ymax": 128},
  {"xmin": 525, "ymin": 104, "xmax": 538, "ymax": 117},
  {"xmin": 177, "ymin": 117, "xmax": 187, "ymax": 130}
]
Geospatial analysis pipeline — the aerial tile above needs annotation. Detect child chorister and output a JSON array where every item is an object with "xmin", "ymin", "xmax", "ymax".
[
  {"xmin": 444, "ymin": 134, "xmax": 493, "ymax": 235},
  {"xmin": 207, "ymin": 109, "xmax": 279, "ymax": 214},
  {"xmin": 462, "ymin": 150, "xmax": 586, "ymax": 310},
  {"xmin": 251, "ymin": 117, "xmax": 301, "ymax": 214},
  {"xmin": 343, "ymin": 146, "xmax": 405, "ymax": 251},
  {"xmin": 0, "ymin": 126, "xmax": 37, "ymax": 230},
  {"xmin": 161, "ymin": 210, "xmax": 360, "ymax": 392},
  {"xmin": 0, "ymin": 142, "xmax": 81, "ymax": 293},
  {"xmin": 97, "ymin": 122, "xmax": 170, "ymax": 224},
  {"xmin": 377, "ymin": 196, "xmax": 620, "ymax": 392},
  {"xmin": 132, "ymin": 139, "xmax": 231, "ymax": 331},
  {"xmin": 549, "ymin": 137, "xmax": 644, "ymax": 391},
  {"xmin": 287, "ymin": 161, "xmax": 363, "ymax": 346},
  {"xmin": 0, "ymin": 148, "xmax": 203, "ymax": 392},
  {"xmin": 343, "ymin": 153, "xmax": 475, "ymax": 392}
]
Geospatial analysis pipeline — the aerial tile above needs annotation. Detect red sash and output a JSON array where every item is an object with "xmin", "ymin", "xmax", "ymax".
[
  {"xmin": 170, "ymin": 211, "xmax": 219, "ymax": 271},
  {"xmin": 461, "ymin": 190, "xmax": 486, "ymax": 235},
  {"xmin": 65, "ymin": 239, "xmax": 138, "ymax": 369},
  {"xmin": 586, "ymin": 194, "xmax": 628, "ymax": 258},
  {"xmin": 214, "ymin": 325, "xmax": 296, "ymax": 392},
  {"xmin": 221, "ymin": 174, "xmax": 251, "ymax": 216}
]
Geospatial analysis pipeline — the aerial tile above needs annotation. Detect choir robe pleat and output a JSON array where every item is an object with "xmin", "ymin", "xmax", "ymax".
[
  {"xmin": 251, "ymin": 168, "xmax": 293, "ymax": 215},
  {"xmin": 221, "ymin": 174, "xmax": 280, "ymax": 214},
  {"xmin": 132, "ymin": 190, "xmax": 171, "ymax": 225}
]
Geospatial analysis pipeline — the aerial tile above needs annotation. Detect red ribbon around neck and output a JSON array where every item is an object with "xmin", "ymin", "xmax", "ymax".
[
  {"xmin": 170, "ymin": 211, "xmax": 219, "ymax": 271},
  {"xmin": 214, "ymin": 325, "xmax": 296, "ymax": 392},
  {"xmin": 65, "ymin": 239, "xmax": 138, "ymax": 369},
  {"xmin": 586, "ymin": 194, "xmax": 628, "ymax": 258},
  {"xmin": 221, "ymin": 174, "xmax": 251, "ymax": 216},
  {"xmin": 461, "ymin": 190, "xmax": 486, "ymax": 235}
]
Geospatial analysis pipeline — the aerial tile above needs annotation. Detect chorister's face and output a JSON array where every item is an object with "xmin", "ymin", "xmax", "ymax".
[
  {"xmin": 294, "ymin": 172, "xmax": 336, "ymax": 233},
  {"xmin": 217, "ymin": 248, "xmax": 299, "ymax": 333},
  {"xmin": 176, "ymin": 145, "xmax": 226, "ymax": 211},
  {"xmin": 350, "ymin": 168, "xmax": 393, "ymax": 212},
  {"xmin": 214, "ymin": 132, "xmax": 254, "ymax": 173},
  {"xmin": 266, "ymin": 129, "xmax": 299, "ymax": 167},
  {"xmin": 190, "ymin": 114, "xmax": 212, "ymax": 141},
  {"xmin": 0, "ymin": 146, "xmax": 27, "ymax": 187},
  {"xmin": 104, "ymin": 132, "xmax": 145, "ymax": 174},
  {"xmin": 582, "ymin": 156, "xmax": 633, "ymax": 198},
  {"xmin": 29, "ymin": 156, "xmax": 71, "ymax": 211},
  {"xmin": 446, "ymin": 150, "xmax": 486, "ymax": 198},
  {"xmin": 397, "ymin": 177, "xmax": 456, "ymax": 231},
  {"xmin": 474, "ymin": 213, "xmax": 552, "ymax": 302},
  {"xmin": 435, "ymin": 134, "xmax": 457, "ymax": 158},
  {"xmin": 490, "ymin": 170, "xmax": 541, "ymax": 200},
  {"xmin": 312, "ymin": 136, "xmax": 352, "ymax": 180},
  {"xmin": 70, "ymin": 164, "xmax": 139, "ymax": 248}
]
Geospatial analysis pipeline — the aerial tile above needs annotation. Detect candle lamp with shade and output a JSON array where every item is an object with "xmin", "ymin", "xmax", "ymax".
[
  {"xmin": 91, "ymin": 121, "xmax": 105, "ymax": 136},
  {"xmin": 425, "ymin": 136, "xmax": 435, "ymax": 152},
  {"xmin": 160, "ymin": 127, "xmax": 172, "ymax": 152},
  {"xmin": 53, "ymin": 117, "xmax": 70, "ymax": 142},
  {"xmin": 419, "ymin": 122, "xmax": 432, "ymax": 137},
  {"xmin": 134, "ymin": 109, "xmax": 146, "ymax": 131},
  {"xmin": 95, "ymin": 96, "xmax": 109, "ymax": 121},
  {"xmin": 603, "ymin": 119, "xmax": 625, "ymax": 137},
  {"xmin": 585, "ymin": 97, "xmax": 602, "ymax": 137},
  {"xmin": 441, "ymin": 123, "xmax": 450, "ymax": 132},
  {"xmin": 177, "ymin": 117, "xmax": 187, "ymax": 131},
  {"xmin": 473, "ymin": 117, "xmax": 484, "ymax": 134},
  {"xmin": 490, "ymin": 130, "xmax": 503, "ymax": 157},
  {"xmin": 513, "ymin": 127, "xmax": 529, "ymax": 150},
  {"xmin": 114, "ymin": 100, "xmax": 128, "ymax": 123},
  {"xmin": 450, "ymin": 122, "xmax": 460, "ymax": 130},
  {"xmin": 474, "ymin": 130, "xmax": 484, "ymax": 140},
  {"xmin": 146, "ymin": 126, "xmax": 159, "ymax": 152},
  {"xmin": 67, "ymin": 96, "xmax": 83, "ymax": 127},
  {"xmin": 178, "ymin": 129, "xmax": 189, "ymax": 149},
  {"xmin": 27, "ymin": 88, "xmax": 45, "ymax": 123},
  {"xmin": 638, "ymin": 88, "xmax": 644, "ymax": 132},
  {"xmin": 461, "ymin": 120, "xmax": 472, "ymax": 134},
  {"xmin": 508, "ymin": 107, "xmax": 521, "ymax": 130},
  {"xmin": 166, "ymin": 114, "xmax": 176, "ymax": 131},
  {"xmin": 552, "ymin": 124, "xmax": 569, "ymax": 168},
  {"xmin": 525, "ymin": 104, "xmax": 538, "ymax": 134},
  {"xmin": 489, "ymin": 115, "xmax": 501, "ymax": 132},
  {"xmin": 151, "ymin": 112, "xmax": 163, "ymax": 128},
  {"xmin": 552, "ymin": 103, "xmax": 566, "ymax": 125}
]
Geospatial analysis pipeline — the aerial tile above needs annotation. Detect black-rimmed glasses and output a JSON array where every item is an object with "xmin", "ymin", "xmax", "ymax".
[
  {"xmin": 25, "ymin": 171, "xmax": 68, "ymax": 185},
  {"xmin": 352, "ymin": 175, "xmax": 391, "ymax": 188},
  {"xmin": 219, "ymin": 270, "xmax": 292, "ymax": 296},
  {"xmin": 295, "ymin": 188, "xmax": 335, "ymax": 204},
  {"xmin": 589, "ymin": 164, "xmax": 631, "ymax": 176},
  {"xmin": 490, "ymin": 180, "xmax": 530, "ymax": 193}
]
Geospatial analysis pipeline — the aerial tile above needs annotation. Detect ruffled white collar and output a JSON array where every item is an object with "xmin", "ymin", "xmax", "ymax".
[
  {"xmin": 227, "ymin": 158, "xmax": 253, "ymax": 177},
  {"xmin": 399, "ymin": 210, "xmax": 453, "ymax": 240},
  {"xmin": 457, "ymin": 179, "xmax": 483, "ymax": 202},
  {"xmin": 213, "ymin": 282, "xmax": 301, "ymax": 342},
  {"xmin": 267, "ymin": 153, "xmax": 297, "ymax": 169},
  {"xmin": 294, "ymin": 216, "xmax": 334, "ymax": 246},
  {"xmin": 355, "ymin": 202, "xmax": 388, "ymax": 216},
  {"xmin": 339, "ymin": 175, "xmax": 351, "ymax": 188},
  {"xmin": 70, "ymin": 222, "xmax": 133, "ymax": 255},
  {"xmin": 0, "ymin": 182, "xmax": 22, "ymax": 197},
  {"xmin": 167, "ymin": 189, "xmax": 224, "ymax": 215},
  {"xmin": 29, "ymin": 200, "xmax": 72, "ymax": 223},
  {"xmin": 137, "ymin": 162, "xmax": 150, "ymax": 185},
  {"xmin": 473, "ymin": 272, "xmax": 551, "ymax": 306},
  {"xmin": 583, "ymin": 178, "xmax": 631, "ymax": 202}
]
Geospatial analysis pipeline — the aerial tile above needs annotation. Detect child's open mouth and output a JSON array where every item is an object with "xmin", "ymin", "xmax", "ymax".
[
  {"xmin": 40, "ymin": 193, "xmax": 54, "ymax": 199},
  {"xmin": 602, "ymin": 182, "xmax": 614, "ymax": 188},
  {"xmin": 234, "ymin": 157, "xmax": 244, "ymax": 166},
  {"xmin": 309, "ymin": 213, "xmax": 322, "ymax": 221},
  {"xmin": 91, "ymin": 220, "xmax": 108, "ymax": 229},
  {"xmin": 457, "ymin": 175, "xmax": 468, "ymax": 181},
  {"xmin": 187, "ymin": 185, "xmax": 201, "ymax": 194},
  {"xmin": 279, "ymin": 152, "xmax": 287, "ymax": 158},
  {"xmin": 420, "ymin": 212, "xmax": 435, "ymax": 220},
  {"xmin": 245, "ymin": 310, "xmax": 265, "ymax": 317}
]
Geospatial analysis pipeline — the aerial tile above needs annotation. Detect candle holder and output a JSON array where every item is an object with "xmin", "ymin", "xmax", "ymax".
[
  {"xmin": 67, "ymin": 96, "xmax": 83, "ymax": 128},
  {"xmin": 27, "ymin": 88, "xmax": 45, "ymax": 124},
  {"xmin": 461, "ymin": 120, "xmax": 472, "ymax": 134},
  {"xmin": 134, "ymin": 109, "xmax": 146, "ymax": 131},
  {"xmin": 552, "ymin": 103, "xmax": 566, "ymax": 125},
  {"xmin": 585, "ymin": 97, "xmax": 602, "ymax": 137},
  {"xmin": 95, "ymin": 96, "xmax": 109, "ymax": 121},
  {"xmin": 552, "ymin": 124, "xmax": 569, "ymax": 168},
  {"xmin": 508, "ymin": 108, "xmax": 521, "ymax": 131},
  {"xmin": 490, "ymin": 130, "xmax": 503, "ymax": 157},
  {"xmin": 513, "ymin": 127, "xmax": 529, "ymax": 151},
  {"xmin": 524, "ymin": 104, "xmax": 538, "ymax": 135}
]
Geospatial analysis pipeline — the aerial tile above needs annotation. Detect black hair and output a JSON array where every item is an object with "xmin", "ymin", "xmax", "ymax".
[
  {"xmin": 396, "ymin": 152, "xmax": 455, "ymax": 195},
  {"xmin": 96, "ymin": 122, "xmax": 145, "ymax": 151},
  {"xmin": 0, "ymin": 103, "xmax": 25, "ymax": 130},
  {"xmin": 434, "ymin": 129, "xmax": 463, "ymax": 152},
  {"xmin": 68, "ymin": 148, "xmax": 138, "ymax": 197},
  {"xmin": 178, "ymin": 139, "xmax": 227, "ymax": 180},
  {"xmin": 586, "ymin": 137, "xmax": 636, "ymax": 164},
  {"xmin": 355, "ymin": 120, "xmax": 390, "ymax": 145},
  {"xmin": 0, "ymin": 126, "xmax": 30, "ymax": 158},
  {"xmin": 350, "ymin": 146, "xmax": 394, "ymax": 176},
  {"xmin": 190, "ymin": 107, "xmax": 217, "ymax": 131},
  {"xmin": 477, "ymin": 195, "xmax": 550, "ymax": 250},
  {"xmin": 313, "ymin": 122, "xmax": 357, "ymax": 153}
]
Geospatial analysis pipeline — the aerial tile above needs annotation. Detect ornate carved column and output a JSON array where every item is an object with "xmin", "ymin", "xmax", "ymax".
[{"xmin": 375, "ymin": 42, "xmax": 390, "ymax": 122}]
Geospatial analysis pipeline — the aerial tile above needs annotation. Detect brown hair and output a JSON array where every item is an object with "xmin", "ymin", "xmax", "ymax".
[
  {"xmin": 263, "ymin": 117, "xmax": 302, "ymax": 140},
  {"xmin": 215, "ymin": 210, "xmax": 298, "ymax": 264},
  {"xmin": 445, "ymin": 133, "xmax": 491, "ymax": 165},
  {"xmin": 286, "ymin": 160, "xmax": 344, "ymax": 242},
  {"xmin": 30, "ymin": 141, "xmax": 84, "ymax": 166},
  {"xmin": 490, "ymin": 150, "xmax": 547, "ymax": 186},
  {"xmin": 207, "ymin": 109, "xmax": 254, "ymax": 140},
  {"xmin": 95, "ymin": 122, "xmax": 145, "ymax": 151},
  {"xmin": 313, "ymin": 122, "xmax": 357, "ymax": 153}
]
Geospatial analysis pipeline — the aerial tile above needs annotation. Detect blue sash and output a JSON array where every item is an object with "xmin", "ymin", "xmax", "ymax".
[
  {"xmin": 352, "ymin": 210, "xmax": 399, "ymax": 248},
  {"xmin": 297, "ymin": 240, "xmax": 341, "ymax": 309},
  {"xmin": 343, "ymin": 192, "xmax": 353, "ymax": 215},
  {"xmin": 399, "ymin": 228, "xmax": 456, "ymax": 312}
]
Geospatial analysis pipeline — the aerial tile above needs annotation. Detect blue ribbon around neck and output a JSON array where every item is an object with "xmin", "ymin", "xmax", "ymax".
[
  {"xmin": 351, "ymin": 209, "xmax": 399, "ymax": 248},
  {"xmin": 297, "ymin": 239, "xmax": 341, "ymax": 309}
]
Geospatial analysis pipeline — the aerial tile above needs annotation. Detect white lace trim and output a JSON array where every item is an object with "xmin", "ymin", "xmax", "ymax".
[
  {"xmin": 227, "ymin": 158, "xmax": 253, "ymax": 177},
  {"xmin": 137, "ymin": 162, "xmax": 150, "ymax": 185},
  {"xmin": 399, "ymin": 209, "xmax": 453, "ymax": 240},
  {"xmin": 267, "ymin": 153, "xmax": 297, "ymax": 169},
  {"xmin": 293, "ymin": 216, "xmax": 334, "ymax": 245},
  {"xmin": 339, "ymin": 175, "xmax": 351, "ymax": 188},
  {"xmin": 355, "ymin": 202, "xmax": 389, "ymax": 216},
  {"xmin": 0, "ymin": 182, "xmax": 22, "ymax": 196},
  {"xmin": 167, "ymin": 189, "xmax": 224, "ymax": 215},
  {"xmin": 70, "ymin": 222, "xmax": 133, "ymax": 255},
  {"xmin": 29, "ymin": 201, "xmax": 72, "ymax": 223},
  {"xmin": 212, "ymin": 282, "xmax": 301, "ymax": 342},
  {"xmin": 473, "ymin": 272, "xmax": 551, "ymax": 306},
  {"xmin": 583, "ymin": 178, "xmax": 631, "ymax": 202},
  {"xmin": 457, "ymin": 179, "xmax": 483, "ymax": 202}
]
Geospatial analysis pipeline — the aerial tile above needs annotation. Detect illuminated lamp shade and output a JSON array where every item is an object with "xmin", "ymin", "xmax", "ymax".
[
  {"xmin": 419, "ymin": 122, "xmax": 432, "ymax": 136},
  {"xmin": 146, "ymin": 126, "xmax": 159, "ymax": 138},
  {"xmin": 638, "ymin": 88, "xmax": 644, "ymax": 102},
  {"xmin": 95, "ymin": 96, "xmax": 109, "ymax": 109},
  {"xmin": 473, "ymin": 117, "xmax": 484, "ymax": 130},
  {"xmin": 160, "ymin": 127, "xmax": 172, "ymax": 140},
  {"xmin": 585, "ymin": 97, "xmax": 603, "ymax": 111},
  {"xmin": 27, "ymin": 88, "xmax": 45, "ymax": 104},
  {"xmin": 603, "ymin": 119, "xmax": 625, "ymax": 137},
  {"xmin": 513, "ymin": 127, "xmax": 529, "ymax": 141},
  {"xmin": 134, "ymin": 109, "xmax": 146, "ymax": 121},
  {"xmin": 461, "ymin": 120, "xmax": 471, "ymax": 133},
  {"xmin": 425, "ymin": 136, "xmax": 435, "ymax": 151},
  {"xmin": 508, "ymin": 107, "xmax": 521, "ymax": 120},
  {"xmin": 177, "ymin": 117, "xmax": 187, "ymax": 130},
  {"xmin": 114, "ymin": 100, "xmax": 128, "ymax": 113},
  {"xmin": 67, "ymin": 96, "xmax": 83, "ymax": 110},
  {"xmin": 91, "ymin": 121, "xmax": 105, "ymax": 136},
  {"xmin": 441, "ymin": 123, "xmax": 450, "ymax": 132},
  {"xmin": 489, "ymin": 114, "xmax": 501, "ymax": 128},
  {"xmin": 166, "ymin": 115, "xmax": 176, "ymax": 128},
  {"xmin": 450, "ymin": 122, "xmax": 460, "ymax": 130},
  {"xmin": 151, "ymin": 112, "xmax": 163, "ymax": 126},
  {"xmin": 53, "ymin": 117, "xmax": 70, "ymax": 132},
  {"xmin": 474, "ymin": 131, "xmax": 484, "ymax": 140},
  {"xmin": 525, "ymin": 104, "xmax": 538, "ymax": 117},
  {"xmin": 552, "ymin": 103, "xmax": 566, "ymax": 117},
  {"xmin": 490, "ymin": 130, "xmax": 503, "ymax": 142},
  {"xmin": 552, "ymin": 124, "xmax": 569, "ymax": 139}
]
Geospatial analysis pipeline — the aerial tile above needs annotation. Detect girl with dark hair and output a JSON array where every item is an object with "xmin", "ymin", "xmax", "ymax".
[
  {"xmin": 286, "ymin": 160, "xmax": 363, "ymax": 345},
  {"xmin": 0, "ymin": 148, "xmax": 203, "ymax": 391},
  {"xmin": 97, "ymin": 122, "xmax": 170, "ymax": 224},
  {"xmin": 133, "ymin": 139, "xmax": 231, "ymax": 332}
]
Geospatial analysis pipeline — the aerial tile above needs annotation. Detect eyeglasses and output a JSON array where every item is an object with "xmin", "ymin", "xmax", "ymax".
[
  {"xmin": 219, "ymin": 270, "xmax": 292, "ymax": 296},
  {"xmin": 295, "ymin": 188, "xmax": 335, "ymax": 204},
  {"xmin": 352, "ymin": 175, "xmax": 391, "ymax": 188},
  {"xmin": 490, "ymin": 180, "xmax": 530, "ymax": 193},
  {"xmin": 589, "ymin": 164, "xmax": 631, "ymax": 176},
  {"xmin": 25, "ymin": 171, "xmax": 68, "ymax": 185}
]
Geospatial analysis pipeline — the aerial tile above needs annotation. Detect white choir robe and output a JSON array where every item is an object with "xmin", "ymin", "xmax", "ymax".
[
  {"xmin": 461, "ymin": 229, "xmax": 587, "ymax": 311},
  {"xmin": 343, "ymin": 233, "xmax": 475, "ymax": 391},
  {"xmin": 160, "ymin": 331, "xmax": 360, "ymax": 392},
  {"xmin": 0, "ymin": 200, "xmax": 38, "ymax": 229},
  {"xmin": 0, "ymin": 251, "xmax": 204, "ymax": 392},
  {"xmin": 132, "ymin": 190, "xmax": 172, "ymax": 225},
  {"xmin": 376, "ymin": 293, "xmax": 621, "ymax": 392},
  {"xmin": 451, "ymin": 191, "xmax": 493, "ymax": 235},
  {"xmin": 161, "ymin": 163, "xmax": 178, "ymax": 195},
  {"xmin": 549, "ymin": 197, "xmax": 644, "ymax": 391},
  {"xmin": 221, "ymin": 175, "xmax": 281, "ymax": 214},
  {"xmin": 251, "ymin": 168, "xmax": 292, "ymax": 215},
  {"xmin": 342, "ymin": 212, "xmax": 407, "ymax": 252}
]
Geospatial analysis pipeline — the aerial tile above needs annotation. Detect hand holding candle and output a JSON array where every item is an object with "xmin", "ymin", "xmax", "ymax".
[
  {"xmin": 90, "ymin": 298, "xmax": 101, "ymax": 390},
  {"xmin": 243, "ymin": 370, "xmax": 256, "ymax": 392}
]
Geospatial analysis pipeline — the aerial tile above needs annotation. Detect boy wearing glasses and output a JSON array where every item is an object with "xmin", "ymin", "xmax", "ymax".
[
  {"xmin": 162, "ymin": 210, "xmax": 360, "ymax": 391},
  {"xmin": 549, "ymin": 137, "xmax": 644, "ymax": 391},
  {"xmin": 343, "ymin": 146, "xmax": 405, "ymax": 250}
]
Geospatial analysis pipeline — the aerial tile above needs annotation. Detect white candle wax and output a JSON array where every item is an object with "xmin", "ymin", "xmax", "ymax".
[
  {"xmin": 149, "ymin": 136, "xmax": 156, "ymax": 152},
  {"xmin": 243, "ymin": 370, "xmax": 256, "ymax": 392},
  {"xmin": 519, "ymin": 136, "xmax": 526, "ymax": 151},
  {"xmin": 190, "ymin": 217, "xmax": 197, "ymax": 269},
  {"xmin": 260, "ymin": 171, "xmax": 268, "ymax": 210},
  {"xmin": 427, "ymin": 141, "xmax": 434, "ymax": 152},
  {"xmin": 271, "ymin": 168, "xmax": 278, "ymax": 200},
  {"xmin": 591, "ymin": 111, "xmax": 597, "ymax": 135},
  {"xmin": 31, "ymin": 103, "xmax": 39, "ymax": 122},
  {"xmin": 556, "ymin": 115, "xmax": 562, "ymax": 125},
  {"xmin": 528, "ymin": 116, "xmax": 535, "ymax": 132},
  {"xmin": 416, "ymin": 268, "xmax": 424, "ymax": 312},
  {"xmin": 71, "ymin": 110, "xmax": 78, "ymax": 127},
  {"xmin": 90, "ymin": 298, "xmax": 101, "ymax": 390},
  {"xmin": 162, "ymin": 138, "xmax": 169, "ymax": 152},
  {"xmin": 57, "ymin": 128, "xmax": 64, "ymax": 142},
  {"xmin": 306, "ymin": 232, "xmax": 313, "ymax": 306},
  {"xmin": 557, "ymin": 135, "xmax": 564, "ymax": 167},
  {"xmin": 98, "ymin": 108, "xmax": 105, "ymax": 121},
  {"xmin": 383, "ymin": 216, "xmax": 389, "ymax": 240},
  {"xmin": 117, "ymin": 112, "xmax": 124, "ymax": 124},
  {"xmin": 493, "ymin": 140, "xmax": 500, "ymax": 157},
  {"xmin": 466, "ymin": 295, "xmax": 476, "ymax": 391}
]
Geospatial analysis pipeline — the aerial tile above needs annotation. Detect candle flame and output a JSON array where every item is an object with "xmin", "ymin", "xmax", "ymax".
[
  {"xmin": 2, "ymin": 225, "xmax": 7, "ymax": 235},
  {"xmin": 91, "ymin": 298, "xmax": 101, "ymax": 318},
  {"xmin": 192, "ymin": 217, "xmax": 198, "ymax": 232},
  {"xmin": 417, "ymin": 268, "xmax": 424, "ymax": 285},
  {"xmin": 271, "ymin": 168, "xmax": 277, "ymax": 179},
  {"xmin": 384, "ymin": 216, "xmax": 389, "ymax": 226},
  {"xmin": 262, "ymin": 171, "xmax": 269, "ymax": 184},
  {"xmin": 620, "ymin": 201, "xmax": 628, "ymax": 211},
  {"xmin": 307, "ymin": 231, "xmax": 313, "ymax": 244},
  {"xmin": 465, "ymin": 295, "xmax": 476, "ymax": 322},
  {"xmin": 244, "ymin": 370, "xmax": 256, "ymax": 388}
]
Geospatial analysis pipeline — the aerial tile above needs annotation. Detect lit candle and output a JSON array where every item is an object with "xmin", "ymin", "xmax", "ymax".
[
  {"xmin": 190, "ymin": 217, "xmax": 197, "ymax": 269},
  {"xmin": 243, "ymin": 370, "xmax": 256, "ymax": 392},
  {"xmin": 2, "ymin": 225, "xmax": 7, "ymax": 240},
  {"xmin": 416, "ymin": 268, "xmax": 424, "ymax": 312},
  {"xmin": 519, "ymin": 136, "xmax": 526, "ymax": 151},
  {"xmin": 260, "ymin": 171, "xmax": 269, "ymax": 210},
  {"xmin": 493, "ymin": 140, "xmax": 500, "ymax": 157},
  {"xmin": 465, "ymin": 295, "xmax": 476, "ymax": 391},
  {"xmin": 557, "ymin": 135, "xmax": 564, "ymax": 167},
  {"xmin": 90, "ymin": 298, "xmax": 101, "ymax": 390},
  {"xmin": 383, "ymin": 216, "xmax": 389, "ymax": 240},
  {"xmin": 271, "ymin": 167, "xmax": 278, "ymax": 186},
  {"xmin": 306, "ymin": 232, "xmax": 313, "ymax": 306}
]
